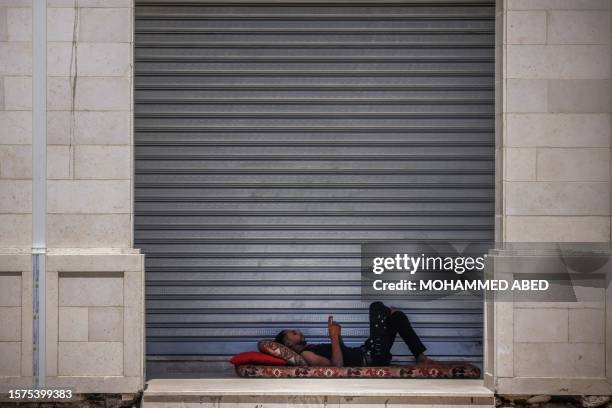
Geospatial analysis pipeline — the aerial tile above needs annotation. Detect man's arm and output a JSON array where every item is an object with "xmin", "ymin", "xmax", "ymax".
[
  {"xmin": 301, "ymin": 350, "xmax": 333, "ymax": 366},
  {"xmin": 328, "ymin": 316, "xmax": 344, "ymax": 367}
]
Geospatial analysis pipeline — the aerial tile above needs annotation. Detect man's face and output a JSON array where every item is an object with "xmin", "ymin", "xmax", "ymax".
[{"xmin": 284, "ymin": 329, "xmax": 306, "ymax": 348}]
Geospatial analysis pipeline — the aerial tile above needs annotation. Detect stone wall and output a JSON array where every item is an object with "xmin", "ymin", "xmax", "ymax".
[
  {"xmin": 0, "ymin": 0, "xmax": 144, "ymax": 394},
  {"xmin": 0, "ymin": 0, "xmax": 34, "ymax": 391},
  {"xmin": 0, "ymin": 0, "xmax": 33, "ymax": 247},
  {"xmin": 1, "ymin": 0, "xmax": 611, "ymax": 398},
  {"xmin": 45, "ymin": 252, "xmax": 144, "ymax": 393},
  {"xmin": 486, "ymin": 0, "xmax": 612, "ymax": 395},
  {"xmin": 501, "ymin": 0, "xmax": 611, "ymax": 242},
  {"xmin": 45, "ymin": 0, "xmax": 133, "ymax": 248}
]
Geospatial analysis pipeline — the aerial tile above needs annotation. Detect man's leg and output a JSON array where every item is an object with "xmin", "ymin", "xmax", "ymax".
[
  {"xmin": 363, "ymin": 302, "xmax": 396, "ymax": 365},
  {"xmin": 387, "ymin": 310, "xmax": 428, "ymax": 360}
]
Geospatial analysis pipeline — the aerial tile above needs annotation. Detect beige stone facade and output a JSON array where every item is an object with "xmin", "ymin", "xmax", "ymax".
[
  {"xmin": 486, "ymin": 0, "xmax": 612, "ymax": 396},
  {"xmin": 0, "ymin": 0, "xmax": 144, "ymax": 395},
  {"xmin": 0, "ymin": 0, "xmax": 34, "ymax": 392},
  {"xmin": 0, "ymin": 0, "xmax": 611, "ymax": 398}
]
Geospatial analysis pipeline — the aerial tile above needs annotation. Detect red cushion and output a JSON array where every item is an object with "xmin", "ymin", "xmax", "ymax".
[{"xmin": 229, "ymin": 351, "xmax": 287, "ymax": 366}]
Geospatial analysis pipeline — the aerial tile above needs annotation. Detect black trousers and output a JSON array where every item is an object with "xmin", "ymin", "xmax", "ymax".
[{"xmin": 362, "ymin": 301, "xmax": 427, "ymax": 365}]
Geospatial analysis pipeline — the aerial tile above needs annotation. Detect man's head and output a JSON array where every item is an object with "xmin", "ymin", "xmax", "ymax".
[{"xmin": 274, "ymin": 329, "xmax": 306, "ymax": 351}]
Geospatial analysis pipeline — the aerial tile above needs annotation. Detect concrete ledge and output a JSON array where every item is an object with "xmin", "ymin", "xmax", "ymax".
[
  {"xmin": 0, "ymin": 377, "xmax": 34, "ymax": 392},
  {"xmin": 47, "ymin": 250, "xmax": 143, "ymax": 272},
  {"xmin": 143, "ymin": 395, "xmax": 494, "ymax": 408},
  {"xmin": 495, "ymin": 377, "xmax": 612, "ymax": 395},
  {"xmin": 0, "ymin": 253, "xmax": 31, "ymax": 271},
  {"xmin": 46, "ymin": 376, "xmax": 143, "ymax": 394},
  {"xmin": 144, "ymin": 378, "xmax": 493, "ymax": 398},
  {"xmin": 143, "ymin": 379, "xmax": 494, "ymax": 408}
]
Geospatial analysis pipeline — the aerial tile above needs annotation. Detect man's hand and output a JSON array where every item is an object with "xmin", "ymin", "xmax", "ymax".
[
  {"xmin": 327, "ymin": 316, "xmax": 344, "ymax": 367},
  {"xmin": 328, "ymin": 316, "xmax": 341, "ymax": 340}
]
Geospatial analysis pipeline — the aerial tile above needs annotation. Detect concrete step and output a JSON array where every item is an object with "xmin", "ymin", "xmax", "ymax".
[{"xmin": 142, "ymin": 378, "xmax": 494, "ymax": 407}]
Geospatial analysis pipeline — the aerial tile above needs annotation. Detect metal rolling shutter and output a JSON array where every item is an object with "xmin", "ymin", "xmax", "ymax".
[{"xmin": 134, "ymin": 0, "xmax": 495, "ymax": 373}]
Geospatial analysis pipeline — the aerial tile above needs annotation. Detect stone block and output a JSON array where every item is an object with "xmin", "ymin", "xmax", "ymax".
[
  {"xmin": 48, "ymin": 180, "xmax": 131, "ymax": 213},
  {"xmin": 505, "ymin": 181, "xmax": 609, "ymax": 215},
  {"xmin": 1, "ymin": 215, "xmax": 33, "ymax": 248},
  {"xmin": 548, "ymin": 79, "xmax": 610, "ymax": 113},
  {"xmin": 0, "ymin": 306, "xmax": 21, "ymax": 341},
  {"xmin": 495, "ymin": 301, "xmax": 515, "ymax": 378},
  {"xmin": 58, "ymin": 341, "xmax": 123, "ymax": 376},
  {"xmin": 0, "ymin": 8, "xmax": 7, "ymax": 42},
  {"xmin": 0, "ymin": 111, "xmax": 32, "ymax": 144},
  {"xmin": 78, "ymin": 0, "xmax": 132, "ymax": 5},
  {"xmin": 77, "ymin": 43, "xmax": 131, "ymax": 76},
  {"xmin": 47, "ymin": 7, "xmax": 76, "ymax": 42},
  {"xmin": 0, "ymin": 274, "xmax": 21, "ymax": 306},
  {"xmin": 514, "ymin": 308, "xmax": 568, "ymax": 342},
  {"xmin": 2, "ymin": 256, "xmax": 31, "ymax": 279},
  {"xmin": 0, "ymin": 42, "xmax": 31, "ymax": 76},
  {"xmin": 537, "ymin": 148, "xmax": 609, "ymax": 181},
  {"xmin": 494, "ymin": 214, "xmax": 503, "ymax": 242},
  {"xmin": 58, "ymin": 306, "xmax": 88, "ymax": 341},
  {"xmin": 569, "ymin": 308, "xmax": 604, "ymax": 343},
  {"xmin": 47, "ymin": 111, "xmax": 71, "ymax": 145},
  {"xmin": 547, "ymin": 11, "xmax": 611, "ymax": 44},
  {"xmin": 79, "ymin": 8, "xmax": 131, "ymax": 42},
  {"xmin": 59, "ymin": 275, "xmax": 123, "ymax": 307},
  {"xmin": 335, "ymin": 396, "xmax": 492, "ymax": 407},
  {"xmin": 3, "ymin": 76, "xmax": 31, "ymax": 110},
  {"xmin": 75, "ymin": 77, "xmax": 131, "ymax": 110},
  {"xmin": 496, "ymin": 377, "xmax": 612, "ymax": 396},
  {"xmin": 47, "ymin": 77, "xmax": 72, "ymax": 110},
  {"xmin": 46, "ymin": 271, "xmax": 58, "ymax": 377},
  {"xmin": 47, "ymin": 145, "xmax": 71, "ymax": 179},
  {"xmin": 20, "ymin": 270, "xmax": 31, "ymax": 376},
  {"xmin": 506, "ymin": 79, "xmax": 547, "ymax": 112},
  {"xmin": 517, "ymin": 289, "xmax": 605, "ymax": 310},
  {"xmin": 607, "ymin": 281, "xmax": 612, "ymax": 377},
  {"xmin": 505, "ymin": 148, "xmax": 536, "ymax": 181},
  {"xmin": 495, "ymin": 145, "xmax": 503, "ymax": 186},
  {"xmin": 506, "ymin": 113, "xmax": 610, "ymax": 147},
  {"xmin": 507, "ymin": 45, "xmax": 610, "ymax": 79},
  {"xmin": 515, "ymin": 342, "xmax": 604, "ymax": 377},
  {"xmin": 47, "ymin": 42, "xmax": 72, "ymax": 77},
  {"xmin": 0, "ymin": 342, "xmax": 20, "ymax": 376},
  {"xmin": 123, "ymin": 271, "xmax": 142, "ymax": 308},
  {"xmin": 75, "ymin": 111, "xmax": 131, "ymax": 145},
  {"xmin": 75, "ymin": 145, "xmax": 131, "ymax": 179},
  {"xmin": 507, "ymin": 11, "xmax": 546, "ymax": 44},
  {"xmin": 46, "ymin": 376, "xmax": 142, "ymax": 394},
  {"xmin": 44, "ymin": 0, "xmax": 76, "ymax": 4},
  {"xmin": 0, "ymin": 145, "xmax": 31, "ymax": 178},
  {"xmin": 0, "ymin": 180, "xmax": 31, "ymax": 213},
  {"xmin": 47, "ymin": 254, "xmax": 143, "ymax": 273},
  {"xmin": 48, "ymin": 0, "xmax": 132, "ymax": 5},
  {"xmin": 505, "ymin": 216, "xmax": 610, "ymax": 242},
  {"xmin": 484, "ymin": 301, "xmax": 494, "ymax": 376},
  {"xmin": 0, "ymin": 0, "xmax": 32, "ymax": 5},
  {"xmin": 123, "ymin": 306, "xmax": 142, "ymax": 377},
  {"xmin": 508, "ymin": 0, "xmax": 611, "ymax": 9},
  {"xmin": 7, "ymin": 7, "xmax": 31, "ymax": 41},
  {"xmin": 47, "ymin": 214, "xmax": 132, "ymax": 247},
  {"xmin": 89, "ymin": 307, "xmax": 123, "ymax": 341},
  {"xmin": 0, "ymin": 75, "xmax": 4, "ymax": 109}
]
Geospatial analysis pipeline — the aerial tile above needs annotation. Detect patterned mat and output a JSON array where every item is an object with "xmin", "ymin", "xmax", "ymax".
[{"xmin": 235, "ymin": 363, "xmax": 481, "ymax": 379}]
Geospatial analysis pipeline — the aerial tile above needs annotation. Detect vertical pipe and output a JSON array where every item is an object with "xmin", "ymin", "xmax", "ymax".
[{"xmin": 32, "ymin": 0, "xmax": 47, "ymax": 390}]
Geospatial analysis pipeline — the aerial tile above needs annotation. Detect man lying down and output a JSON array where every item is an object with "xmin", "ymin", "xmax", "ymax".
[{"xmin": 274, "ymin": 301, "xmax": 435, "ymax": 367}]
